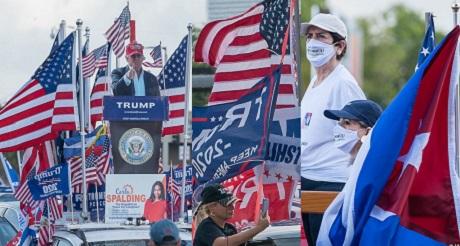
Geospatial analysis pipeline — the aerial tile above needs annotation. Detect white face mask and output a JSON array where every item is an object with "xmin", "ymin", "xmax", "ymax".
[
  {"xmin": 333, "ymin": 124, "xmax": 359, "ymax": 154},
  {"xmin": 306, "ymin": 39, "xmax": 337, "ymax": 68}
]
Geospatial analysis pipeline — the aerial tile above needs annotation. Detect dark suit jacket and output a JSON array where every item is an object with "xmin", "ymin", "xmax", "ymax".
[{"xmin": 111, "ymin": 66, "xmax": 161, "ymax": 96}]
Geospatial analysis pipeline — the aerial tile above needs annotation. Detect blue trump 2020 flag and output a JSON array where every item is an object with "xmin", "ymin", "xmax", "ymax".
[
  {"xmin": 192, "ymin": 67, "xmax": 281, "ymax": 184},
  {"xmin": 318, "ymin": 27, "xmax": 460, "ymax": 245},
  {"xmin": 28, "ymin": 163, "xmax": 70, "ymax": 201}
]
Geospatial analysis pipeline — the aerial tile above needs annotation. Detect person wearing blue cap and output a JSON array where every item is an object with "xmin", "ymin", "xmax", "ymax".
[
  {"xmin": 149, "ymin": 219, "xmax": 181, "ymax": 246},
  {"xmin": 324, "ymin": 99, "xmax": 383, "ymax": 161}
]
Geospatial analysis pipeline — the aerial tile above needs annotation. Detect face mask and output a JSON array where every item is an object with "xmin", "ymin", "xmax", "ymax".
[
  {"xmin": 333, "ymin": 124, "xmax": 359, "ymax": 154},
  {"xmin": 306, "ymin": 39, "xmax": 337, "ymax": 68}
]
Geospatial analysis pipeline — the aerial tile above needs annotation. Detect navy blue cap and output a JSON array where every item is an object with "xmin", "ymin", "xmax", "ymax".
[
  {"xmin": 150, "ymin": 219, "xmax": 180, "ymax": 244},
  {"xmin": 324, "ymin": 100, "xmax": 383, "ymax": 127}
]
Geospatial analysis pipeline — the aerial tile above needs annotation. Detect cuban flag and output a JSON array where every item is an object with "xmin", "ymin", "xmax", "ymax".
[{"xmin": 318, "ymin": 27, "xmax": 460, "ymax": 245}]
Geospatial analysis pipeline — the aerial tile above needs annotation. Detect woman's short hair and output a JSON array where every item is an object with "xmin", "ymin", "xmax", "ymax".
[{"xmin": 331, "ymin": 32, "xmax": 347, "ymax": 60}]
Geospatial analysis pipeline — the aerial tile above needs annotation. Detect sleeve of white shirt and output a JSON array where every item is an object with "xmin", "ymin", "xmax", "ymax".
[{"xmin": 330, "ymin": 79, "xmax": 366, "ymax": 110}]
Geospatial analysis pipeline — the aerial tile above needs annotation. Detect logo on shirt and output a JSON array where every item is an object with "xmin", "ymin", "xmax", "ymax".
[
  {"xmin": 304, "ymin": 112, "xmax": 312, "ymax": 126},
  {"xmin": 119, "ymin": 128, "xmax": 154, "ymax": 165}
]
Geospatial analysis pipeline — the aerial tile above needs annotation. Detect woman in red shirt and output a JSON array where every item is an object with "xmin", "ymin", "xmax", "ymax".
[{"xmin": 143, "ymin": 181, "xmax": 167, "ymax": 222}]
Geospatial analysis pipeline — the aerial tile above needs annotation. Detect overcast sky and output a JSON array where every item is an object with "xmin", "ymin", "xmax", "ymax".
[
  {"xmin": 328, "ymin": 0, "xmax": 455, "ymax": 32},
  {"xmin": 0, "ymin": 0, "xmax": 207, "ymax": 103},
  {"xmin": 0, "ymin": 0, "xmax": 456, "ymax": 103}
]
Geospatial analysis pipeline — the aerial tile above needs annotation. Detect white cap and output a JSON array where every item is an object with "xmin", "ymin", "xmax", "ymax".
[{"xmin": 301, "ymin": 13, "xmax": 347, "ymax": 40}]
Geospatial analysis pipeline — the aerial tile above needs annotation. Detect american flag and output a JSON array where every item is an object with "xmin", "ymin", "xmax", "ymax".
[
  {"xmin": 158, "ymin": 36, "xmax": 188, "ymax": 135},
  {"xmin": 37, "ymin": 142, "xmax": 63, "ymax": 221},
  {"xmin": 64, "ymin": 126, "xmax": 111, "ymax": 193},
  {"xmin": 15, "ymin": 170, "xmax": 40, "ymax": 208},
  {"xmin": 38, "ymin": 201, "xmax": 55, "ymax": 246},
  {"xmin": 90, "ymin": 68, "xmax": 113, "ymax": 126},
  {"xmin": 16, "ymin": 142, "xmax": 63, "ymax": 220},
  {"xmin": 415, "ymin": 13, "xmax": 436, "ymax": 70},
  {"xmin": 0, "ymin": 33, "xmax": 78, "ymax": 152},
  {"xmin": 143, "ymin": 44, "xmax": 163, "ymax": 68},
  {"xmin": 194, "ymin": 0, "xmax": 296, "ymax": 109},
  {"xmin": 105, "ymin": 5, "xmax": 130, "ymax": 58},
  {"xmin": 82, "ymin": 44, "xmax": 109, "ymax": 78},
  {"xmin": 15, "ymin": 143, "xmax": 46, "ymax": 208}
]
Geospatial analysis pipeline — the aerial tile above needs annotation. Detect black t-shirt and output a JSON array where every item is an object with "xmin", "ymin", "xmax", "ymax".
[{"xmin": 193, "ymin": 217, "xmax": 239, "ymax": 246}]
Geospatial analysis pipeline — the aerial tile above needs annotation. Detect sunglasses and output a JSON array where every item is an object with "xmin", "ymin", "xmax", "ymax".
[{"xmin": 216, "ymin": 196, "xmax": 237, "ymax": 207}]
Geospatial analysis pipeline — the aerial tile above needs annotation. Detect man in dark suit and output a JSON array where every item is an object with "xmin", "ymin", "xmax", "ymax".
[{"xmin": 112, "ymin": 41, "xmax": 161, "ymax": 96}]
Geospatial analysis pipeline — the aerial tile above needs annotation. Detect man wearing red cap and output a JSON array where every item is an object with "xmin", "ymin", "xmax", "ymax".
[{"xmin": 112, "ymin": 41, "xmax": 161, "ymax": 96}]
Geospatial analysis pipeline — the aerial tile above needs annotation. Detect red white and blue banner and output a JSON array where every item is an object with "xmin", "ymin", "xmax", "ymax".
[
  {"xmin": 318, "ymin": 27, "xmax": 460, "ymax": 245},
  {"xmin": 28, "ymin": 164, "xmax": 70, "ymax": 201},
  {"xmin": 192, "ymin": 67, "xmax": 281, "ymax": 184}
]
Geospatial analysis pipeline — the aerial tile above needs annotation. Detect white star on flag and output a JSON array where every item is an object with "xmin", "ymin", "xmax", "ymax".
[
  {"xmin": 397, "ymin": 132, "xmax": 430, "ymax": 178},
  {"xmin": 421, "ymin": 47, "xmax": 430, "ymax": 56}
]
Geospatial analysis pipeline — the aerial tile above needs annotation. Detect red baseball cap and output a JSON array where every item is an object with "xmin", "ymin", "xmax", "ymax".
[{"xmin": 125, "ymin": 41, "xmax": 144, "ymax": 57}]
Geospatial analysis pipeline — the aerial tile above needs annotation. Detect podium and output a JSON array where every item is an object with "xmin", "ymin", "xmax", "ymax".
[{"xmin": 103, "ymin": 96, "xmax": 168, "ymax": 174}]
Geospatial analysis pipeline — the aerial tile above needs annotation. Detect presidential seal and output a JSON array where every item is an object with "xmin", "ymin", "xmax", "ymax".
[{"xmin": 119, "ymin": 128, "xmax": 154, "ymax": 165}]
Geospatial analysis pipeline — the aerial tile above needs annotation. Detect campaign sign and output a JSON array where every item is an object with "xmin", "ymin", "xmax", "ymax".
[
  {"xmin": 63, "ymin": 184, "xmax": 105, "ymax": 222},
  {"xmin": 103, "ymin": 96, "xmax": 169, "ymax": 121},
  {"xmin": 192, "ymin": 68, "xmax": 281, "ymax": 184},
  {"xmin": 265, "ymin": 107, "xmax": 301, "ymax": 180},
  {"xmin": 105, "ymin": 174, "xmax": 166, "ymax": 223},
  {"xmin": 28, "ymin": 164, "xmax": 69, "ymax": 200},
  {"xmin": 166, "ymin": 165, "xmax": 193, "ymax": 221}
]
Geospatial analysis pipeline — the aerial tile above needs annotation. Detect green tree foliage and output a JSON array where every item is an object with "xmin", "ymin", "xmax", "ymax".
[{"xmin": 359, "ymin": 5, "xmax": 444, "ymax": 107}]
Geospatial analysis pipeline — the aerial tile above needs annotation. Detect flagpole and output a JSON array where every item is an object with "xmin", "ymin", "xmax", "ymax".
[
  {"xmin": 47, "ymin": 199, "xmax": 51, "ymax": 244},
  {"xmin": 180, "ymin": 24, "xmax": 193, "ymax": 222},
  {"xmin": 95, "ymin": 183, "xmax": 100, "ymax": 223},
  {"xmin": 453, "ymin": 2, "xmax": 460, "ymax": 175},
  {"xmin": 293, "ymin": 0, "xmax": 302, "ymax": 102},
  {"xmin": 16, "ymin": 151, "xmax": 21, "ymax": 170},
  {"xmin": 67, "ymin": 157, "xmax": 74, "ymax": 224},
  {"xmin": 170, "ymin": 161, "xmax": 174, "ymax": 220},
  {"xmin": 84, "ymin": 27, "xmax": 92, "ymax": 131},
  {"xmin": 77, "ymin": 19, "xmax": 89, "ymax": 222},
  {"xmin": 161, "ymin": 45, "xmax": 170, "ymax": 174},
  {"xmin": 58, "ymin": 19, "xmax": 75, "ymax": 224}
]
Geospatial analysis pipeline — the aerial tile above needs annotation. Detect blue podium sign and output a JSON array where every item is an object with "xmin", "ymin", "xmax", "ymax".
[{"xmin": 103, "ymin": 96, "xmax": 169, "ymax": 121}]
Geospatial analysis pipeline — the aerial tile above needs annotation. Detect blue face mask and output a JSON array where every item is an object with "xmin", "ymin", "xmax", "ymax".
[{"xmin": 306, "ymin": 39, "xmax": 337, "ymax": 67}]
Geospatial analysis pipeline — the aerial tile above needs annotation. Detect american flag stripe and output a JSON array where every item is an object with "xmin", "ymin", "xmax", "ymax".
[
  {"xmin": 0, "ymin": 34, "xmax": 77, "ymax": 152},
  {"xmin": 162, "ymin": 87, "xmax": 185, "ymax": 135},
  {"xmin": 105, "ymin": 6, "xmax": 130, "ymax": 58},
  {"xmin": 82, "ymin": 44, "xmax": 109, "ymax": 78},
  {"xmin": 90, "ymin": 71, "xmax": 112, "ymax": 125},
  {"xmin": 194, "ymin": 2, "xmax": 296, "ymax": 109},
  {"xmin": 38, "ymin": 224, "xmax": 55, "ymax": 246},
  {"xmin": 66, "ymin": 131, "xmax": 110, "ymax": 193},
  {"xmin": 82, "ymin": 56, "xmax": 96, "ymax": 78},
  {"xmin": 142, "ymin": 60, "xmax": 163, "ymax": 68},
  {"xmin": 20, "ymin": 147, "xmax": 37, "ymax": 182},
  {"xmin": 158, "ymin": 36, "xmax": 188, "ymax": 136},
  {"xmin": 0, "ymin": 83, "xmax": 77, "ymax": 151}
]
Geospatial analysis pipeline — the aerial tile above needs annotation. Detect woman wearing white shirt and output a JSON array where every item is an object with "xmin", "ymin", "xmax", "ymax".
[{"xmin": 300, "ymin": 13, "xmax": 366, "ymax": 245}]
